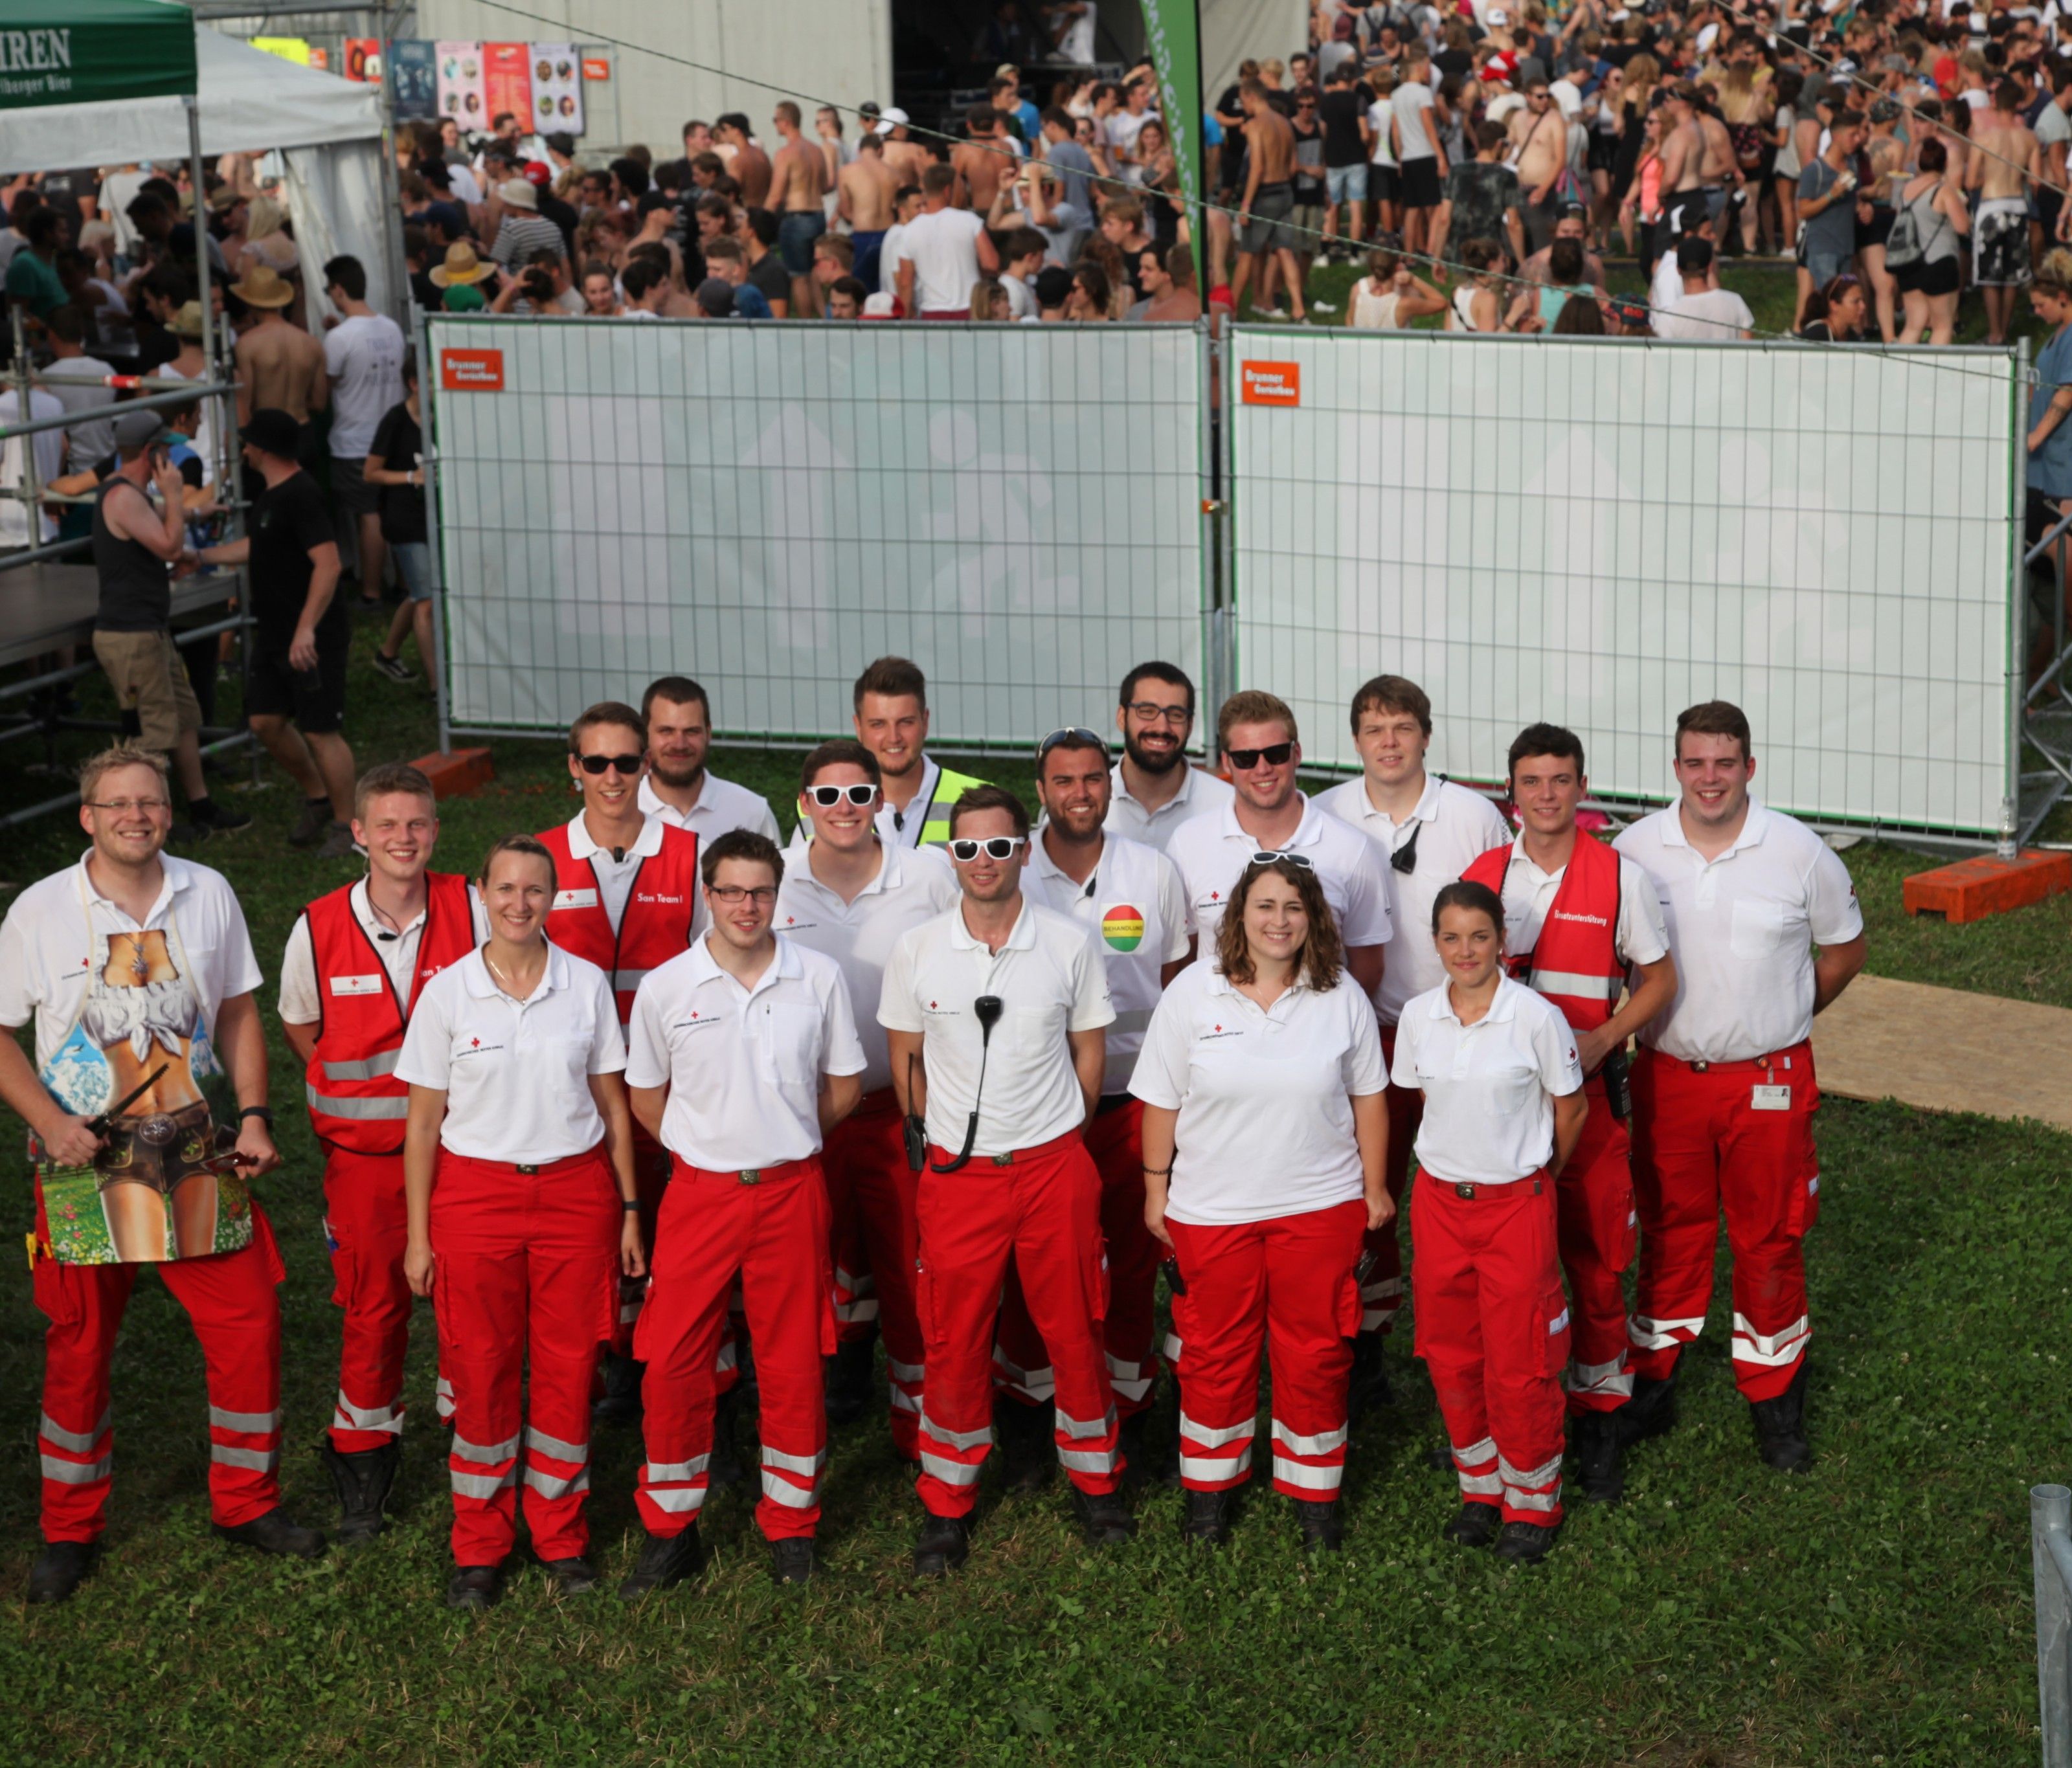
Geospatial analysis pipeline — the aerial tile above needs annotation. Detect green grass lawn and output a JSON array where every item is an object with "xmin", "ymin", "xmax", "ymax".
[{"xmin": 1, "ymin": 621, "xmax": 2069, "ymax": 1762}]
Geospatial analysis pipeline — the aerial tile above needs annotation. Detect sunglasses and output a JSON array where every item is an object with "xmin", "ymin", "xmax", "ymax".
[
  {"xmin": 1249, "ymin": 849, "xmax": 1314, "ymax": 869},
  {"xmin": 947, "ymin": 835, "xmax": 1028, "ymax": 862},
  {"xmin": 1226, "ymin": 741, "xmax": 1294, "ymax": 770},
  {"xmin": 805, "ymin": 783, "xmax": 878, "ymax": 807},
  {"xmin": 576, "ymin": 752, "xmax": 643, "ymax": 775},
  {"xmin": 1036, "ymin": 725, "xmax": 1108, "ymax": 760}
]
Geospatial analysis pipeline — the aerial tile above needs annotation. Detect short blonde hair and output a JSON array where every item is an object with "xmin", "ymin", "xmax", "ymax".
[
  {"xmin": 1217, "ymin": 689, "xmax": 1299, "ymax": 752},
  {"xmin": 2039, "ymin": 248, "xmax": 2072, "ymax": 297},
  {"xmin": 78, "ymin": 743, "xmax": 168, "ymax": 803}
]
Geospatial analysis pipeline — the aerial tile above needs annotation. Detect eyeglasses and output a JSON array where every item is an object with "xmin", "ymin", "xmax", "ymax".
[
  {"xmin": 707, "ymin": 884, "xmax": 778, "ymax": 906},
  {"xmin": 947, "ymin": 836, "xmax": 1028, "ymax": 862},
  {"xmin": 1225, "ymin": 742, "xmax": 1294, "ymax": 770},
  {"xmin": 1249, "ymin": 849, "xmax": 1314, "ymax": 869},
  {"xmin": 85, "ymin": 797, "xmax": 170, "ymax": 814},
  {"xmin": 1125, "ymin": 701, "xmax": 1191, "ymax": 726},
  {"xmin": 1036, "ymin": 726, "xmax": 1108, "ymax": 760},
  {"xmin": 805, "ymin": 783, "xmax": 878, "ymax": 807},
  {"xmin": 576, "ymin": 752, "xmax": 644, "ymax": 775}
]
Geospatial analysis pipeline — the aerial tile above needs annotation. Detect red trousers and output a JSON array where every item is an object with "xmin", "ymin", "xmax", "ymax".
[
  {"xmin": 636, "ymin": 1157, "xmax": 835, "ymax": 1542},
  {"xmin": 1356, "ymin": 1025, "xmax": 1423, "ymax": 1339},
  {"xmin": 823, "ymin": 1090, "xmax": 925, "ymax": 1453},
  {"xmin": 1412, "ymin": 1171, "xmax": 1568, "ymax": 1527},
  {"xmin": 34, "ymin": 1191, "xmax": 286, "ymax": 1543},
  {"xmin": 995, "ymin": 1098, "xmax": 1162, "ymax": 1420},
  {"xmin": 432, "ymin": 1146, "xmax": 617, "ymax": 1567},
  {"xmin": 322, "ymin": 1148, "xmax": 419, "ymax": 1453},
  {"xmin": 1558, "ymin": 1074, "xmax": 1638, "ymax": 1415},
  {"xmin": 914, "ymin": 1131, "xmax": 1120, "ymax": 1517},
  {"xmin": 1628, "ymin": 1043, "xmax": 1821, "ymax": 1403},
  {"xmin": 1167, "ymin": 1199, "xmax": 1366, "ymax": 1499}
]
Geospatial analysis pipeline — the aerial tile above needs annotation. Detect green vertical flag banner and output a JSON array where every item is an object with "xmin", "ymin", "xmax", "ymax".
[{"xmin": 1138, "ymin": 0, "xmax": 1206, "ymax": 289}]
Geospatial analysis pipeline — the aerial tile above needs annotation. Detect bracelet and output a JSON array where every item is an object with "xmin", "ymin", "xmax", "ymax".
[
  {"xmin": 1142, "ymin": 1164, "xmax": 1174, "ymax": 1178},
  {"xmin": 239, "ymin": 1105, "xmax": 274, "ymax": 1127},
  {"xmin": 620, "ymin": 1200, "xmax": 640, "ymax": 1212}
]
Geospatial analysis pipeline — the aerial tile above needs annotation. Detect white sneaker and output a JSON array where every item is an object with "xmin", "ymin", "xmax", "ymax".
[{"xmin": 1309, "ymin": 299, "xmax": 1338, "ymax": 313}]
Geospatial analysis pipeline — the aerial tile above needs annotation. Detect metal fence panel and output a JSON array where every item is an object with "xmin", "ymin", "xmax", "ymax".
[
  {"xmin": 426, "ymin": 317, "xmax": 1206, "ymax": 748},
  {"xmin": 1227, "ymin": 326, "xmax": 2019, "ymax": 838}
]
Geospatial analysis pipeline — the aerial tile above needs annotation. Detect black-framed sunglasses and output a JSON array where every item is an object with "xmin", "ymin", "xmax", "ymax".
[
  {"xmin": 576, "ymin": 752, "xmax": 644, "ymax": 775},
  {"xmin": 1226, "ymin": 741, "xmax": 1294, "ymax": 770},
  {"xmin": 1249, "ymin": 849, "xmax": 1314, "ymax": 869},
  {"xmin": 1036, "ymin": 726, "xmax": 1109, "ymax": 761},
  {"xmin": 947, "ymin": 835, "xmax": 1029, "ymax": 862},
  {"xmin": 805, "ymin": 783, "xmax": 879, "ymax": 807}
]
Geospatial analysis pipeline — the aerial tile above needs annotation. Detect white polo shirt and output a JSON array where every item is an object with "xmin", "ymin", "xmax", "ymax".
[
  {"xmin": 1482, "ymin": 834, "xmax": 1670, "ymax": 973},
  {"xmin": 0, "ymin": 853, "xmax": 263, "ymax": 1066},
  {"xmin": 878, "ymin": 895, "xmax": 1115, "ymax": 1157},
  {"xmin": 1130, "ymin": 961, "xmax": 1386, "ymax": 1226},
  {"xmin": 1391, "ymin": 976, "xmax": 1585, "ymax": 1185},
  {"xmin": 394, "ymin": 945, "xmax": 625, "ymax": 1163},
  {"xmin": 625, "ymin": 933, "xmax": 866, "ymax": 1171},
  {"xmin": 1314, "ymin": 772, "xmax": 1513, "ymax": 1025},
  {"xmin": 774, "ymin": 841, "xmax": 960, "ymax": 1094},
  {"xmin": 1022, "ymin": 829, "xmax": 1191, "ymax": 1095},
  {"xmin": 1614, "ymin": 800, "xmax": 1864, "ymax": 1064},
  {"xmin": 1103, "ymin": 761, "xmax": 1237, "ymax": 854},
  {"xmin": 1165, "ymin": 794, "xmax": 1393, "ymax": 954},
  {"xmin": 278, "ymin": 879, "xmax": 489, "ymax": 1024},
  {"xmin": 637, "ymin": 771, "xmax": 782, "ymax": 844}
]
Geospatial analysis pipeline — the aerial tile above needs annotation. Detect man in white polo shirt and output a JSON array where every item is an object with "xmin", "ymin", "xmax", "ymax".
[
  {"xmin": 636, "ymin": 675, "xmax": 782, "ymax": 843},
  {"xmin": 880, "ymin": 785, "xmax": 1125, "ymax": 1575},
  {"xmin": 1613, "ymin": 700, "xmax": 1866, "ymax": 1473},
  {"xmin": 1167, "ymin": 689, "xmax": 1391, "ymax": 992},
  {"xmin": 1000, "ymin": 728, "xmax": 1190, "ymax": 1484},
  {"xmin": 1460, "ymin": 724, "xmax": 1676, "ymax": 1505},
  {"xmin": 1103, "ymin": 660, "xmax": 1235, "ymax": 854},
  {"xmin": 1314, "ymin": 675, "xmax": 1509, "ymax": 1404},
  {"xmin": 774, "ymin": 739, "xmax": 958, "ymax": 1451},
  {"xmin": 621, "ymin": 829, "xmax": 866, "ymax": 1593}
]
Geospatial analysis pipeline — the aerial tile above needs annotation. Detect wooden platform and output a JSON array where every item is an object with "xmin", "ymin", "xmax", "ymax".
[{"xmin": 1811, "ymin": 973, "xmax": 2072, "ymax": 1131}]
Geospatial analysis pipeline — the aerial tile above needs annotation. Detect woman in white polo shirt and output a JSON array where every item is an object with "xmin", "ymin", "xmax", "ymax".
[
  {"xmin": 1394, "ymin": 880, "xmax": 1586, "ymax": 1565},
  {"xmin": 1132, "ymin": 855, "xmax": 1390, "ymax": 1551},
  {"xmin": 398, "ymin": 833, "xmax": 642, "ymax": 1611}
]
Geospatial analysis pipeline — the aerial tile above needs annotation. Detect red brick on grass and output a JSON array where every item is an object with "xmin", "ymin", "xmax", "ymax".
[
  {"xmin": 1902, "ymin": 851, "xmax": 2072, "ymax": 924},
  {"xmin": 407, "ymin": 748, "xmax": 495, "ymax": 800}
]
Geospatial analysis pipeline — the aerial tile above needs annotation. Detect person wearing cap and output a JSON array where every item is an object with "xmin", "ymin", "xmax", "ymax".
[
  {"xmin": 231, "ymin": 263, "xmax": 325, "ymax": 464},
  {"xmin": 196, "ymin": 408, "xmax": 357, "ymax": 858},
  {"xmin": 695, "ymin": 277, "xmax": 739, "ymax": 319},
  {"xmin": 488, "ymin": 177, "xmax": 565, "ymax": 273},
  {"xmin": 994, "ymin": 728, "xmax": 1190, "ymax": 1487},
  {"xmin": 88, "ymin": 411, "xmax": 252, "ymax": 837},
  {"xmin": 875, "ymin": 107, "xmax": 931, "ymax": 188}
]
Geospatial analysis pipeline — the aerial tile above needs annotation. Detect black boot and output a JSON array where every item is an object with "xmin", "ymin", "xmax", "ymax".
[
  {"xmin": 771, "ymin": 1537, "xmax": 816, "ymax": 1585},
  {"xmin": 445, "ymin": 1563, "xmax": 504, "ymax": 1609},
  {"xmin": 319, "ymin": 1439, "xmax": 399, "ymax": 1543},
  {"xmin": 912, "ymin": 1512, "xmax": 971, "ymax": 1578},
  {"xmin": 995, "ymin": 1396, "xmax": 1052, "ymax": 1495},
  {"xmin": 1750, "ymin": 1361, "xmax": 1812, "ymax": 1473},
  {"xmin": 708, "ymin": 1387, "xmax": 747, "ymax": 1489},
  {"xmin": 1443, "ymin": 1502, "xmax": 1502, "ymax": 1548},
  {"xmin": 1347, "ymin": 1334, "xmax": 1393, "ymax": 1424},
  {"xmin": 1072, "ymin": 1486, "xmax": 1136, "ymax": 1545},
  {"xmin": 1621, "ymin": 1371, "xmax": 1680, "ymax": 1445},
  {"xmin": 539, "ymin": 1555, "xmax": 599, "ymax": 1595},
  {"xmin": 1117, "ymin": 1408, "xmax": 1150, "ymax": 1488},
  {"xmin": 1571, "ymin": 1411, "xmax": 1625, "ymax": 1505},
  {"xmin": 618, "ymin": 1524, "xmax": 706, "ymax": 1600},
  {"xmin": 1496, "ymin": 1519, "xmax": 1560, "ymax": 1563},
  {"xmin": 592, "ymin": 1352, "xmax": 643, "ymax": 1427},
  {"xmin": 1184, "ymin": 1487, "xmax": 1233, "ymax": 1544},
  {"xmin": 26, "ymin": 1539, "xmax": 99, "ymax": 1604},
  {"xmin": 213, "ymin": 1508, "xmax": 326, "ymax": 1560},
  {"xmin": 825, "ymin": 1332, "xmax": 878, "ymax": 1426},
  {"xmin": 1295, "ymin": 1499, "xmax": 1343, "ymax": 1551}
]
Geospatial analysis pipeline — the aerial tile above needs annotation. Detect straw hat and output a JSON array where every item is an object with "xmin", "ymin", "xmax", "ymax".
[
  {"xmin": 230, "ymin": 263, "xmax": 295, "ymax": 308},
  {"xmin": 429, "ymin": 241, "xmax": 493, "ymax": 287},
  {"xmin": 169, "ymin": 300, "xmax": 207, "ymax": 340}
]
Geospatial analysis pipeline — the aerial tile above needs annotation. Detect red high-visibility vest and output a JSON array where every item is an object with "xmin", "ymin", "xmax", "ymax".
[
  {"xmin": 303, "ymin": 871, "xmax": 475, "ymax": 1153},
  {"xmin": 1461, "ymin": 833, "xmax": 1624, "ymax": 1033},
  {"xmin": 537, "ymin": 818, "xmax": 700, "ymax": 1024}
]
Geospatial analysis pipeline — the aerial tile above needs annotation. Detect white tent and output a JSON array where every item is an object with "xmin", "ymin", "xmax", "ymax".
[{"xmin": 0, "ymin": 25, "xmax": 396, "ymax": 317}]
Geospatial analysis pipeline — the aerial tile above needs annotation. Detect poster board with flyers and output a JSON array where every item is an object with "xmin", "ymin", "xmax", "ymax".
[{"xmin": 401, "ymin": 40, "xmax": 586, "ymax": 135}]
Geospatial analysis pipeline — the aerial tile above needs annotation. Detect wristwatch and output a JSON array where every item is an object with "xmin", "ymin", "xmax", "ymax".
[{"xmin": 240, "ymin": 1105, "xmax": 275, "ymax": 1127}]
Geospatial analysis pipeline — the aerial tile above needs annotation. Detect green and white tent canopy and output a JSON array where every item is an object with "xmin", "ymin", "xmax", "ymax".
[{"xmin": 0, "ymin": 0, "xmax": 196, "ymax": 111}]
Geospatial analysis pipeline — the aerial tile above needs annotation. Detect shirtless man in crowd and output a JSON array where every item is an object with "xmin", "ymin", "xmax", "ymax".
[
  {"xmin": 232, "ymin": 266, "xmax": 326, "ymax": 455},
  {"xmin": 719, "ymin": 115, "xmax": 773, "ymax": 210},
  {"xmin": 1509, "ymin": 77, "xmax": 1575, "ymax": 256},
  {"xmin": 1971, "ymin": 77, "xmax": 2044, "ymax": 345},
  {"xmin": 951, "ymin": 106, "xmax": 1017, "ymax": 217},
  {"xmin": 768, "ymin": 102, "xmax": 833, "ymax": 319},
  {"xmin": 839, "ymin": 131, "xmax": 900, "ymax": 293},
  {"xmin": 1234, "ymin": 80, "xmax": 1305, "ymax": 321}
]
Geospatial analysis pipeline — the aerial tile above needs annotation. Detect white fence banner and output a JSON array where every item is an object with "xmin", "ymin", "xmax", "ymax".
[
  {"xmin": 426, "ymin": 317, "xmax": 1206, "ymax": 746},
  {"xmin": 1228, "ymin": 327, "xmax": 2020, "ymax": 837}
]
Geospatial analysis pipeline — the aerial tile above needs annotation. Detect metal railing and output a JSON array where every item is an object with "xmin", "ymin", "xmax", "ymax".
[
  {"xmin": 2035, "ymin": 1485, "xmax": 2072, "ymax": 1767},
  {"xmin": 2023, "ymin": 504, "xmax": 2072, "ymax": 845}
]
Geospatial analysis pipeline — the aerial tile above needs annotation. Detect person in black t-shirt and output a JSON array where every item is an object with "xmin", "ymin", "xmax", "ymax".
[
  {"xmin": 1320, "ymin": 63, "xmax": 1373, "ymax": 250},
  {"xmin": 197, "ymin": 408, "xmax": 359, "ymax": 858},
  {"xmin": 366, "ymin": 353, "xmax": 435, "ymax": 688},
  {"xmin": 743, "ymin": 208, "xmax": 794, "ymax": 315}
]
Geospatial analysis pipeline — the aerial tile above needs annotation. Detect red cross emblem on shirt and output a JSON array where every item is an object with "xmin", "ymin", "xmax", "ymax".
[
  {"xmin": 690, "ymin": 1011, "xmax": 699, "ymax": 1019},
  {"xmin": 930, "ymin": 1001, "xmax": 938, "ymax": 1009},
  {"xmin": 1213, "ymin": 1024, "xmax": 1222, "ymax": 1033},
  {"xmin": 470, "ymin": 1038, "xmax": 479, "ymax": 1047},
  {"xmin": 1210, "ymin": 890, "xmax": 1219, "ymax": 901}
]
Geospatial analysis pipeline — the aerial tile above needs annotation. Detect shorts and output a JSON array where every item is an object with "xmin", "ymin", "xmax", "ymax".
[
  {"xmin": 1856, "ymin": 207, "xmax": 1895, "ymax": 252},
  {"xmin": 1292, "ymin": 201, "xmax": 1325, "ymax": 243},
  {"xmin": 93, "ymin": 627, "xmax": 202, "ymax": 754},
  {"xmin": 1241, "ymin": 183, "xmax": 1300, "ymax": 254},
  {"xmin": 1327, "ymin": 163, "xmax": 1368, "ymax": 205},
  {"xmin": 1368, "ymin": 164, "xmax": 1398, "ymax": 205},
  {"xmin": 1801, "ymin": 238, "xmax": 1854, "ymax": 289},
  {"xmin": 1976, "ymin": 197, "xmax": 2031, "ymax": 288},
  {"xmin": 778, "ymin": 210, "xmax": 827, "ymax": 276},
  {"xmin": 330, "ymin": 453, "xmax": 378, "ymax": 519},
  {"xmin": 390, "ymin": 539, "xmax": 434, "ymax": 603},
  {"xmin": 1894, "ymin": 256, "xmax": 1960, "ymax": 298},
  {"xmin": 1587, "ymin": 131, "xmax": 1619, "ymax": 176},
  {"xmin": 850, "ymin": 228, "xmax": 886, "ymax": 294},
  {"xmin": 248, "ymin": 616, "xmax": 350, "ymax": 734},
  {"xmin": 1397, "ymin": 157, "xmax": 1443, "ymax": 210}
]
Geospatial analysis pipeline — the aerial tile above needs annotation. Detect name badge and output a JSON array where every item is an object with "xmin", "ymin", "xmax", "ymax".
[
  {"xmin": 330, "ymin": 974, "xmax": 383, "ymax": 996},
  {"xmin": 1751, "ymin": 1084, "xmax": 1792, "ymax": 1112},
  {"xmin": 553, "ymin": 888, "xmax": 598, "ymax": 910}
]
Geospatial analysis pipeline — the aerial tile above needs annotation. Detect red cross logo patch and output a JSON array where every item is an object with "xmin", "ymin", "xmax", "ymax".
[{"xmin": 470, "ymin": 1038, "xmax": 479, "ymax": 1047}]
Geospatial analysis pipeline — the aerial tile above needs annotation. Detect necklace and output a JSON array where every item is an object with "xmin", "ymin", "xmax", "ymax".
[{"xmin": 484, "ymin": 947, "xmax": 542, "ymax": 996}]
